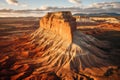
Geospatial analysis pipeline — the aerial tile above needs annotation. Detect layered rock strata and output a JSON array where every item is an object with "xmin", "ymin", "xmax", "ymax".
[{"xmin": 40, "ymin": 11, "xmax": 76, "ymax": 43}]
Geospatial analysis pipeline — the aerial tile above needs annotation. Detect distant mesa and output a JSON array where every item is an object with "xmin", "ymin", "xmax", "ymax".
[
  {"xmin": 73, "ymin": 13, "xmax": 120, "ymax": 23},
  {"xmin": 40, "ymin": 11, "xmax": 76, "ymax": 43}
]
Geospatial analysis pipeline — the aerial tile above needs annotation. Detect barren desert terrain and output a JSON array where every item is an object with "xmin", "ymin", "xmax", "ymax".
[
  {"xmin": 0, "ymin": 12, "xmax": 120, "ymax": 80},
  {"xmin": 77, "ymin": 22, "xmax": 120, "ymax": 49}
]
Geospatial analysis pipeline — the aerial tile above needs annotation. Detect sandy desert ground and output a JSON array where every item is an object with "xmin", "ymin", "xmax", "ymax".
[{"xmin": 0, "ymin": 17, "xmax": 39, "ymax": 41}]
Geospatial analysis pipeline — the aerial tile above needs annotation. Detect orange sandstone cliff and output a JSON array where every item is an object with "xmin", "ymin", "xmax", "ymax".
[{"xmin": 40, "ymin": 11, "xmax": 76, "ymax": 43}]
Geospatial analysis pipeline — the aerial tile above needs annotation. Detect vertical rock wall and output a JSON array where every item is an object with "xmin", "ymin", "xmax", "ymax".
[{"xmin": 40, "ymin": 11, "xmax": 76, "ymax": 43}]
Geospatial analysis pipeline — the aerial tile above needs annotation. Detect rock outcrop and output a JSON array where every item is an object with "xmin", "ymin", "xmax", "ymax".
[{"xmin": 40, "ymin": 11, "xmax": 76, "ymax": 43}]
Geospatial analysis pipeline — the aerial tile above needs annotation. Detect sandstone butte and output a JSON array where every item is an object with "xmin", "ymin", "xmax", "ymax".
[
  {"xmin": 0, "ymin": 11, "xmax": 120, "ymax": 80},
  {"xmin": 40, "ymin": 11, "xmax": 76, "ymax": 43}
]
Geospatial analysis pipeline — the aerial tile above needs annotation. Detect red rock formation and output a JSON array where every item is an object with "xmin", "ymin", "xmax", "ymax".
[
  {"xmin": 40, "ymin": 11, "xmax": 76, "ymax": 43},
  {"xmin": 0, "ymin": 11, "xmax": 120, "ymax": 80}
]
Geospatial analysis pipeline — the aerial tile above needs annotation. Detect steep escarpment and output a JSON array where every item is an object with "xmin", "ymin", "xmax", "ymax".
[
  {"xmin": 40, "ymin": 11, "xmax": 76, "ymax": 43},
  {"xmin": 0, "ymin": 11, "xmax": 120, "ymax": 80}
]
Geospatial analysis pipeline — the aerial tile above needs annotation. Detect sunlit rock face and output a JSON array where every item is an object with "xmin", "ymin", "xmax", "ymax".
[{"xmin": 40, "ymin": 11, "xmax": 76, "ymax": 43}]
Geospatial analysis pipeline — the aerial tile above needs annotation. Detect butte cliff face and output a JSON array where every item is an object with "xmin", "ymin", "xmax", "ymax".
[
  {"xmin": 40, "ymin": 11, "xmax": 76, "ymax": 43},
  {"xmin": 0, "ymin": 11, "xmax": 120, "ymax": 80}
]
